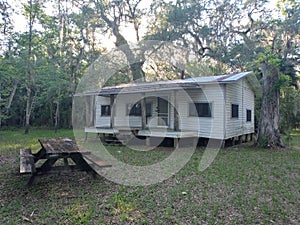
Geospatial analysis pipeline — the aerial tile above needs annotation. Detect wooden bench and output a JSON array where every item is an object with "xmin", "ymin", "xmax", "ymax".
[
  {"xmin": 83, "ymin": 153, "xmax": 112, "ymax": 173},
  {"xmin": 20, "ymin": 149, "xmax": 36, "ymax": 174}
]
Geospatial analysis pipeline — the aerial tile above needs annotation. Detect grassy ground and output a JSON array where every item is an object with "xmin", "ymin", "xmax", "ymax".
[{"xmin": 0, "ymin": 129, "xmax": 299, "ymax": 224}]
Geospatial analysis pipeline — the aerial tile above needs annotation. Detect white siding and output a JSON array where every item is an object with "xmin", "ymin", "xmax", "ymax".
[
  {"xmin": 95, "ymin": 96, "xmax": 110, "ymax": 127},
  {"xmin": 176, "ymin": 86, "xmax": 225, "ymax": 139},
  {"xmin": 114, "ymin": 93, "xmax": 142, "ymax": 128},
  {"xmin": 225, "ymin": 79, "xmax": 255, "ymax": 138},
  {"xmin": 242, "ymin": 80, "xmax": 255, "ymax": 134}
]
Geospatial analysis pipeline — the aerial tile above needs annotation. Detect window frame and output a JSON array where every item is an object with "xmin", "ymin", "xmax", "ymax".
[
  {"xmin": 101, "ymin": 105, "xmax": 111, "ymax": 117},
  {"xmin": 231, "ymin": 104, "xmax": 239, "ymax": 118},
  {"xmin": 246, "ymin": 109, "xmax": 252, "ymax": 122},
  {"xmin": 189, "ymin": 102, "xmax": 212, "ymax": 118}
]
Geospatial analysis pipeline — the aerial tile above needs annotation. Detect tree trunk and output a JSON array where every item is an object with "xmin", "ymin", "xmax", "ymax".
[
  {"xmin": 112, "ymin": 25, "xmax": 145, "ymax": 81},
  {"xmin": 25, "ymin": 0, "xmax": 34, "ymax": 134},
  {"xmin": 25, "ymin": 86, "xmax": 31, "ymax": 134},
  {"xmin": 98, "ymin": 5, "xmax": 145, "ymax": 81},
  {"xmin": 130, "ymin": 61, "xmax": 145, "ymax": 81},
  {"xmin": 6, "ymin": 81, "xmax": 18, "ymax": 113},
  {"xmin": 55, "ymin": 100, "xmax": 60, "ymax": 132},
  {"xmin": 257, "ymin": 62, "xmax": 285, "ymax": 148},
  {"xmin": 70, "ymin": 94, "xmax": 75, "ymax": 128}
]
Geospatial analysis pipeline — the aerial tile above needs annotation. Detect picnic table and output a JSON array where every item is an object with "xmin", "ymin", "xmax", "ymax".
[{"xmin": 20, "ymin": 138, "xmax": 111, "ymax": 185}]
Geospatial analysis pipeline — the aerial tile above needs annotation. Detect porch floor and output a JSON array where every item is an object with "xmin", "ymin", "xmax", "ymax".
[
  {"xmin": 138, "ymin": 129, "xmax": 198, "ymax": 138},
  {"xmin": 85, "ymin": 127, "xmax": 198, "ymax": 138},
  {"xmin": 84, "ymin": 127, "xmax": 117, "ymax": 134}
]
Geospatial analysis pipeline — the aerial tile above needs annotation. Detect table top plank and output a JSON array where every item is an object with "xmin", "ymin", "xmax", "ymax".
[
  {"xmin": 83, "ymin": 154, "xmax": 112, "ymax": 168},
  {"xmin": 38, "ymin": 138, "xmax": 90, "ymax": 154}
]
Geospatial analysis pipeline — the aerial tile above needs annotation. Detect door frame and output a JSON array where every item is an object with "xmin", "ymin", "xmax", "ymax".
[{"xmin": 157, "ymin": 96, "xmax": 169, "ymax": 128}]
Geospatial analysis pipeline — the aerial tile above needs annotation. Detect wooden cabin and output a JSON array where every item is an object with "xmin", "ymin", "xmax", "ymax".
[{"xmin": 79, "ymin": 71, "xmax": 260, "ymax": 147}]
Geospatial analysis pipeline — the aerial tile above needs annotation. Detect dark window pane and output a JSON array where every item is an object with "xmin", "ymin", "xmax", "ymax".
[
  {"xmin": 232, "ymin": 104, "xmax": 239, "ymax": 118},
  {"xmin": 127, "ymin": 102, "xmax": 152, "ymax": 117},
  {"xmin": 127, "ymin": 103, "xmax": 141, "ymax": 116},
  {"xmin": 189, "ymin": 103, "xmax": 212, "ymax": 117},
  {"xmin": 101, "ymin": 105, "xmax": 111, "ymax": 116},
  {"xmin": 246, "ymin": 109, "xmax": 251, "ymax": 122}
]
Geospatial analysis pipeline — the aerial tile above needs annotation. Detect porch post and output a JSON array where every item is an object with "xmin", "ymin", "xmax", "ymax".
[
  {"xmin": 91, "ymin": 95, "xmax": 95, "ymax": 126},
  {"xmin": 173, "ymin": 91, "xmax": 179, "ymax": 131},
  {"xmin": 146, "ymin": 137, "xmax": 150, "ymax": 146},
  {"xmin": 141, "ymin": 93, "xmax": 146, "ymax": 130},
  {"xmin": 110, "ymin": 95, "xmax": 115, "ymax": 129},
  {"xmin": 174, "ymin": 138, "xmax": 179, "ymax": 148}
]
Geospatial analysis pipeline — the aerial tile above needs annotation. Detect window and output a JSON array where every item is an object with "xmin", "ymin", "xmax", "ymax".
[
  {"xmin": 127, "ymin": 102, "xmax": 152, "ymax": 116},
  {"xmin": 101, "ymin": 105, "xmax": 111, "ymax": 116},
  {"xmin": 231, "ymin": 104, "xmax": 239, "ymax": 118},
  {"xmin": 189, "ymin": 102, "xmax": 212, "ymax": 117},
  {"xmin": 246, "ymin": 109, "xmax": 252, "ymax": 122},
  {"xmin": 127, "ymin": 103, "xmax": 141, "ymax": 116}
]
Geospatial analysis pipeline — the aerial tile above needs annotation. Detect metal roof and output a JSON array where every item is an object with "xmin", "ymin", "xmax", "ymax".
[{"xmin": 76, "ymin": 71, "xmax": 260, "ymax": 96}]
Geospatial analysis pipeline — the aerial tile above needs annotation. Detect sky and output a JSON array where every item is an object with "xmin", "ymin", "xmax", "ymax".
[
  {"xmin": 10, "ymin": 0, "xmax": 152, "ymax": 50},
  {"xmin": 9, "ymin": 0, "xmax": 280, "ymax": 51}
]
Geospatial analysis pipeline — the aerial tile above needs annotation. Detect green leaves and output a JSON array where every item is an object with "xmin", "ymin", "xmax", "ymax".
[{"xmin": 256, "ymin": 53, "xmax": 282, "ymax": 67}]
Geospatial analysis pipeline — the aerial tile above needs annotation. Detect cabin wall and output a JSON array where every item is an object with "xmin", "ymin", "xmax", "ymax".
[
  {"xmin": 177, "ymin": 86, "xmax": 225, "ymax": 139},
  {"xmin": 114, "ymin": 94, "xmax": 141, "ymax": 128},
  {"xmin": 95, "ymin": 96, "xmax": 111, "ymax": 127},
  {"xmin": 243, "ymin": 80, "xmax": 255, "ymax": 134},
  {"xmin": 225, "ymin": 79, "xmax": 255, "ymax": 139}
]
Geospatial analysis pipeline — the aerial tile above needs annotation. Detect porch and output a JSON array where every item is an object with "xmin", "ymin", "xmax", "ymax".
[
  {"xmin": 84, "ymin": 127, "xmax": 198, "ymax": 138},
  {"xmin": 84, "ymin": 126, "xmax": 199, "ymax": 147}
]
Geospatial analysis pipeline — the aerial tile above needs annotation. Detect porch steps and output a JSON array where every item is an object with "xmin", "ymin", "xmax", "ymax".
[{"xmin": 101, "ymin": 133, "xmax": 133, "ymax": 146}]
